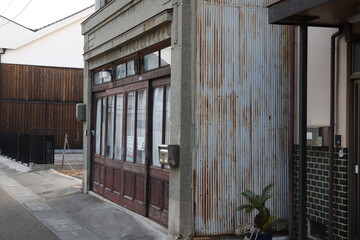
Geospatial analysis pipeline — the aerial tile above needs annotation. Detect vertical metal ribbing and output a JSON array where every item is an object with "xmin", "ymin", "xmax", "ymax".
[{"xmin": 194, "ymin": 0, "xmax": 291, "ymax": 236}]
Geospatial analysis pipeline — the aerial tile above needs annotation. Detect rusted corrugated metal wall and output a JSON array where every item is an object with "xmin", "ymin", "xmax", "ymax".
[{"xmin": 194, "ymin": 0, "xmax": 290, "ymax": 236}]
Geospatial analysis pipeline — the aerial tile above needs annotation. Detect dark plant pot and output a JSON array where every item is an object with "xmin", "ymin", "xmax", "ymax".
[{"xmin": 248, "ymin": 232, "xmax": 272, "ymax": 240}]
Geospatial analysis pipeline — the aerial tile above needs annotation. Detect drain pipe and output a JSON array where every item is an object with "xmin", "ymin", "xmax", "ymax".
[
  {"xmin": 288, "ymin": 25, "xmax": 296, "ymax": 240},
  {"xmin": 329, "ymin": 25, "xmax": 343, "ymax": 240},
  {"xmin": 0, "ymin": 48, "xmax": 6, "ymax": 73},
  {"xmin": 0, "ymin": 48, "xmax": 6, "ymax": 102}
]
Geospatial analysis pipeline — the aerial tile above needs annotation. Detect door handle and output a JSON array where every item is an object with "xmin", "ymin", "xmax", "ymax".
[{"xmin": 356, "ymin": 165, "xmax": 359, "ymax": 174}]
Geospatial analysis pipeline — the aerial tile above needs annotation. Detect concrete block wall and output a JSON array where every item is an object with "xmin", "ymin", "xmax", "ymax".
[{"xmin": 293, "ymin": 146, "xmax": 348, "ymax": 240}]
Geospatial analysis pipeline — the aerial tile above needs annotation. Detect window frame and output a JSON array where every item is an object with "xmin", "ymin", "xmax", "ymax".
[
  {"xmin": 91, "ymin": 41, "xmax": 171, "ymax": 93},
  {"xmin": 91, "ymin": 64, "xmax": 113, "ymax": 91},
  {"xmin": 114, "ymin": 54, "xmax": 139, "ymax": 80},
  {"xmin": 123, "ymin": 82, "xmax": 149, "ymax": 164},
  {"xmin": 91, "ymin": 42, "xmax": 171, "ymax": 167},
  {"xmin": 150, "ymin": 78, "xmax": 171, "ymax": 169},
  {"xmin": 352, "ymin": 35, "xmax": 360, "ymax": 77},
  {"xmin": 140, "ymin": 42, "xmax": 172, "ymax": 74}
]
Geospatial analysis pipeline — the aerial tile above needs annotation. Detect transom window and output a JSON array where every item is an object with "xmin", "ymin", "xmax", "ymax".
[
  {"xmin": 92, "ymin": 45, "xmax": 171, "ymax": 86},
  {"xmin": 144, "ymin": 46, "xmax": 171, "ymax": 72},
  {"xmin": 94, "ymin": 70, "xmax": 112, "ymax": 85},
  {"xmin": 116, "ymin": 59, "xmax": 137, "ymax": 79}
]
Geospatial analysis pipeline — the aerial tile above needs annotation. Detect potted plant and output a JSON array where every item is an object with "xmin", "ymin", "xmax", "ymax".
[{"xmin": 238, "ymin": 183, "xmax": 287, "ymax": 240}]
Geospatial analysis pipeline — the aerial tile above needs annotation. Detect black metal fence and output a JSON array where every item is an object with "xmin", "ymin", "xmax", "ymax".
[
  {"xmin": 31, "ymin": 128, "xmax": 82, "ymax": 149},
  {"xmin": 0, "ymin": 132, "xmax": 55, "ymax": 165}
]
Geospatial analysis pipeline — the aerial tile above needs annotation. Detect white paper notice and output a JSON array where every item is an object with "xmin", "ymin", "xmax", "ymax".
[{"xmin": 306, "ymin": 132, "xmax": 313, "ymax": 140}]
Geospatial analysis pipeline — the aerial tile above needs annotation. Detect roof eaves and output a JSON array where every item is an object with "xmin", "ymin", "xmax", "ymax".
[
  {"xmin": 34, "ymin": 4, "xmax": 95, "ymax": 31},
  {"xmin": 0, "ymin": 15, "xmax": 35, "ymax": 32}
]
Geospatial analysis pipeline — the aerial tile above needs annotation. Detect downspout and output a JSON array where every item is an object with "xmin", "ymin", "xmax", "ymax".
[
  {"xmin": 288, "ymin": 25, "xmax": 296, "ymax": 240},
  {"xmin": 0, "ymin": 48, "xmax": 6, "ymax": 79},
  {"xmin": 0, "ymin": 48, "xmax": 6, "ymax": 115},
  {"xmin": 329, "ymin": 25, "xmax": 343, "ymax": 240}
]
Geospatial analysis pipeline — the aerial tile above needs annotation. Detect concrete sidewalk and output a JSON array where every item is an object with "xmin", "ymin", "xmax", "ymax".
[{"xmin": 0, "ymin": 156, "xmax": 167, "ymax": 240}]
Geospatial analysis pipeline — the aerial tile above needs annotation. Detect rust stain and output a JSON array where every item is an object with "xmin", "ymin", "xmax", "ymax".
[{"xmin": 194, "ymin": 0, "xmax": 290, "ymax": 236}]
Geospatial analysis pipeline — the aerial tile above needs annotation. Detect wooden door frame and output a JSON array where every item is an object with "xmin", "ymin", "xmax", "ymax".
[
  {"xmin": 349, "ymin": 35, "xmax": 360, "ymax": 240},
  {"xmin": 89, "ymin": 49, "xmax": 171, "ymax": 223},
  {"xmin": 349, "ymin": 78, "xmax": 360, "ymax": 240}
]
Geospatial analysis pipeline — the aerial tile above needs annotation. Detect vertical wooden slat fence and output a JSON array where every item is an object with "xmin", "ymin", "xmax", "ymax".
[{"xmin": 0, "ymin": 64, "xmax": 83, "ymax": 149}]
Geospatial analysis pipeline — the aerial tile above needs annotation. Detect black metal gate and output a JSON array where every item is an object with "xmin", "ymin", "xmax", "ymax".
[{"xmin": 0, "ymin": 132, "xmax": 54, "ymax": 165}]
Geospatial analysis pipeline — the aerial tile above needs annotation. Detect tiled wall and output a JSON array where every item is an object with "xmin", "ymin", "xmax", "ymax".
[{"xmin": 293, "ymin": 146, "xmax": 348, "ymax": 240}]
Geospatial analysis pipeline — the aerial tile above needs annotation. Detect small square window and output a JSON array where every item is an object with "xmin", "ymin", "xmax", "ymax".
[
  {"xmin": 94, "ymin": 72, "xmax": 102, "ymax": 85},
  {"xmin": 94, "ymin": 70, "xmax": 111, "ymax": 85},
  {"xmin": 127, "ymin": 60, "xmax": 136, "ymax": 76},
  {"xmin": 144, "ymin": 51, "xmax": 159, "ymax": 71},
  {"xmin": 160, "ymin": 47, "xmax": 171, "ymax": 67},
  {"xmin": 116, "ymin": 63, "xmax": 126, "ymax": 79},
  {"xmin": 102, "ymin": 72, "xmax": 112, "ymax": 83}
]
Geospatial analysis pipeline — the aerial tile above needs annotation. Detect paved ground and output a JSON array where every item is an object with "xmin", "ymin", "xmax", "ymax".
[
  {"xmin": 0, "ymin": 155, "xmax": 167, "ymax": 240},
  {"xmin": 0, "ymin": 187, "xmax": 59, "ymax": 240}
]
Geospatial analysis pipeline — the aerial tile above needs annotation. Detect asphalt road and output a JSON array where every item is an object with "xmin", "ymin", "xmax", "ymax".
[{"xmin": 0, "ymin": 187, "xmax": 59, "ymax": 240}]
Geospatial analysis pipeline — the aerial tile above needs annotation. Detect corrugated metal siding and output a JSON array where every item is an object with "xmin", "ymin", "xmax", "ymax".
[{"xmin": 194, "ymin": 0, "xmax": 290, "ymax": 236}]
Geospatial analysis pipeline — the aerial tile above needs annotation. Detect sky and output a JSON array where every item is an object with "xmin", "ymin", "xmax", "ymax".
[{"xmin": 0, "ymin": 0, "xmax": 94, "ymax": 29}]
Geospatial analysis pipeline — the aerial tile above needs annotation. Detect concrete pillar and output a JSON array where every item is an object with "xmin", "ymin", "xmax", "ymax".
[
  {"xmin": 82, "ymin": 56, "xmax": 91, "ymax": 193},
  {"xmin": 168, "ymin": 0, "xmax": 195, "ymax": 239}
]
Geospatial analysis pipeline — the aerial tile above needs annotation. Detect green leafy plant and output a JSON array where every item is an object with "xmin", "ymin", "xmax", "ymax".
[{"xmin": 238, "ymin": 183, "xmax": 288, "ymax": 233}]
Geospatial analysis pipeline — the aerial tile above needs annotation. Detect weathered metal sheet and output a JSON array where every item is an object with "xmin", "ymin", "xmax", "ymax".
[{"xmin": 194, "ymin": 0, "xmax": 290, "ymax": 236}]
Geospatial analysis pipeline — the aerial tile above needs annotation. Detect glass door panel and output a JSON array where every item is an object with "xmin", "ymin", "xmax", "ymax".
[
  {"xmin": 126, "ymin": 92, "xmax": 136, "ymax": 162},
  {"xmin": 106, "ymin": 96, "xmax": 115, "ymax": 158},
  {"xmin": 101, "ymin": 97, "xmax": 106, "ymax": 155},
  {"xmin": 95, "ymin": 99, "xmax": 102, "ymax": 155},
  {"xmin": 152, "ymin": 87, "xmax": 164, "ymax": 167},
  {"xmin": 114, "ymin": 94, "xmax": 124, "ymax": 160},
  {"xmin": 136, "ymin": 90, "xmax": 147, "ymax": 164}
]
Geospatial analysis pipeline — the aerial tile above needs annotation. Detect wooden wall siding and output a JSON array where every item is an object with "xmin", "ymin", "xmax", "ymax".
[
  {"xmin": 0, "ymin": 102, "xmax": 82, "ymax": 149},
  {"xmin": 0, "ymin": 64, "xmax": 83, "ymax": 149},
  {"xmin": 1, "ymin": 64, "xmax": 83, "ymax": 102}
]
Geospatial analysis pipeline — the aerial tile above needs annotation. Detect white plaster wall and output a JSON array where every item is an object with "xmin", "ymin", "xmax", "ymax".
[
  {"xmin": 0, "ymin": 17, "xmax": 34, "ymax": 49},
  {"xmin": 295, "ymin": 27, "xmax": 348, "ymax": 147},
  {"xmin": 2, "ymin": 16, "xmax": 88, "ymax": 68},
  {"xmin": 336, "ymin": 35, "xmax": 348, "ymax": 147},
  {"xmin": 307, "ymin": 27, "xmax": 336, "ymax": 127}
]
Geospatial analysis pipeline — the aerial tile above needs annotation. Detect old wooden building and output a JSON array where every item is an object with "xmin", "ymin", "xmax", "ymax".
[{"xmin": 82, "ymin": 0, "xmax": 290, "ymax": 238}]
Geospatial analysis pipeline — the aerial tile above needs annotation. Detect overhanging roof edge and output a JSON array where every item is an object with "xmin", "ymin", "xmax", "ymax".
[{"xmin": 269, "ymin": 0, "xmax": 332, "ymax": 24}]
